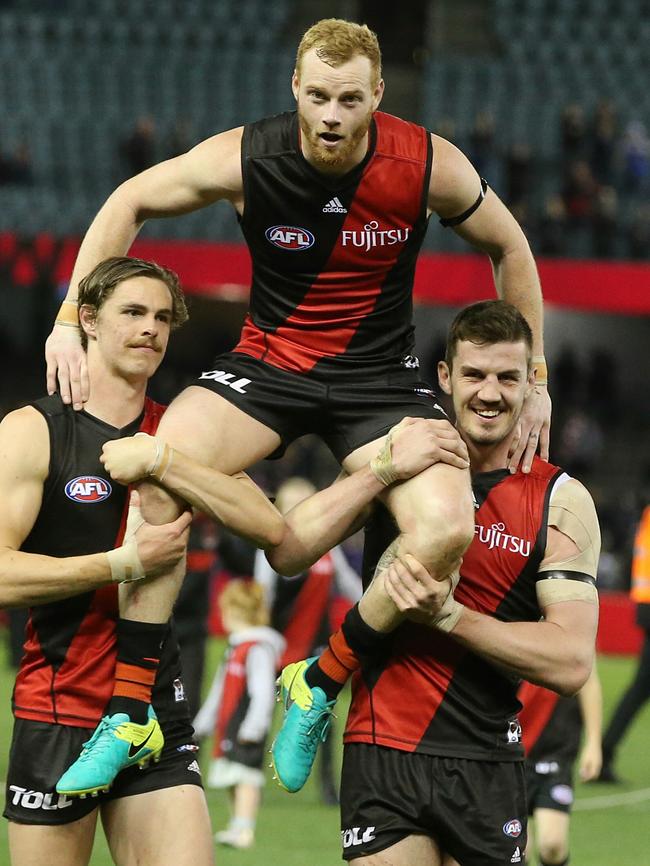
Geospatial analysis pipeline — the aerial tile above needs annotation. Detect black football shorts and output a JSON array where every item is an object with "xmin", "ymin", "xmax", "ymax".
[
  {"xmin": 4, "ymin": 718, "xmax": 202, "ymax": 826},
  {"xmin": 193, "ymin": 351, "xmax": 448, "ymax": 462},
  {"xmin": 340, "ymin": 743, "xmax": 527, "ymax": 865}
]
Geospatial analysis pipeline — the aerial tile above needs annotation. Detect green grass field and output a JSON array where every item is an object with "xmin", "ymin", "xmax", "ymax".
[{"xmin": 0, "ymin": 640, "xmax": 648, "ymax": 865}]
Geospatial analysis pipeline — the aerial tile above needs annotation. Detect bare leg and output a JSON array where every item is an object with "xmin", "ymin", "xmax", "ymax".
[
  {"xmin": 121, "ymin": 386, "xmax": 282, "ymax": 623},
  {"xmin": 533, "ymin": 808, "xmax": 570, "ymax": 864},
  {"xmin": 102, "ymin": 785, "xmax": 214, "ymax": 866},
  {"xmin": 349, "ymin": 834, "xmax": 442, "ymax": 866},
  {"xmin": 232, "ymin": 782, "xmax": 261, "ymax": 824},
  {"xmin": 343, "ymin": 437, "xmax": 474, "ymax": 632},
  {"xmin": 8, "ymin": 811, "xmax": 98, "ymax": 866}
]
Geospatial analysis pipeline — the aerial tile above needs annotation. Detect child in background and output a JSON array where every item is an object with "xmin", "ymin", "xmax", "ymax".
[
  {"xmin": 194, "ymin": 579, "xmax": 285, "ymax": 850},
  {"xmin": 519, "ymin": 665, "xmax": 602, "ymax": 866}
]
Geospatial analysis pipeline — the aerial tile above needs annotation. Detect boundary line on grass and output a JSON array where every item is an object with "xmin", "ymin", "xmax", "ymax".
[{"xmin": 574, "ymin": 786, "xmax": 650, "ymax": 811}]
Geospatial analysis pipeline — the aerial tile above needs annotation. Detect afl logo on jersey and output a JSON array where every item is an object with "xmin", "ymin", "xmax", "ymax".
[
  {"xmin": 503, "ymin": 819, "xmax": 522, "ymax": 838},
  {"xmin": 65, "ymin": 476, "xmax": 112, "ymax": 504},
  {"xmin": 265, "ymin": 225, "xmax": 315, "ymax": 251}
]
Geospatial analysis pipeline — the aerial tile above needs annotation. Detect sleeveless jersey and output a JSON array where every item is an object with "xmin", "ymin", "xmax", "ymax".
[
  {"xmin": 212, "ymin": 639, "xmax": 257, "ymax": 761},
  {"xmin": 270, "ymin": 551, "xmax": 335, "ymax": 668},
  {"xmin": 234, "ymin": 110, "xmax": 432, "ymax": 376},
  {"xmin": 13, "ymin": 394, "xmax": 187, "ymax": 729},
  {"xmin": 518, "ymin": 681, "xmax": 582, "ymax": 765},
  {"xmin": 345, "ymin": 457, "xmax": 564, "ymax": 761}
]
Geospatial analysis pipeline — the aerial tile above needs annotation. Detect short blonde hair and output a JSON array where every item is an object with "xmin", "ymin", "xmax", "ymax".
[
  {"xmin": 219, "ymin": 579, "xmax": 269, "ymax": 627},
  {"xmin": 296, "ymin": 19, "xmax": 382, "ymax": 89}
]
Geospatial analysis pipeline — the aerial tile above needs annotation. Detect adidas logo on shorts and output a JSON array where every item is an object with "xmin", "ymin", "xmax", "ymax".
[
  {"xmin": 187, "ymin": 760, "xmax": 201, "ymax": 775},
  {"xmin": 322, "ymin": 196, "xmax": 347, "ymax": 213},
  {"xmin": 511, "ymin": 846, "xmax": 522, "ymax": 863}
]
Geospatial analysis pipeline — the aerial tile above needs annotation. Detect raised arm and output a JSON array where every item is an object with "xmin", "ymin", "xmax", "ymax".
[
  {"xmin": 45, "ymin": 127, "xmax": 245, "ymax": 407},
  {"xmin": 428, "ymin": 134, "xmax": 551, "ymax": 472},
  {"xmin": 0, "ymin": 408, "xmax": 191, "ymax": 607}
]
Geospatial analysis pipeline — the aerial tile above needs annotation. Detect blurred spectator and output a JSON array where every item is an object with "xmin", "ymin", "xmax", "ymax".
[
  {"xmin": 592, "ymin": 186, "xmax": 619, "ymax": 259},
  {"xmin": 586, "ymin": 348, "xmax": 619, "ymax": 427},
  {"xmin": 519, "ymin": 667, "xmax": 602, "ymax": 865},
  {"xmin": 557, "ymin": 409, "xmax": 604, "ymax": 481},
  {"xmin": 561, "ymin": 103, "xmax": 587, "ymax": 163},
  {"xmin": 194, "ymin": 580, "xmax": 284, "ymax": 850},
  {"xmin": 255, "ymin": 476, "xmax": 362, "ymax": 805},
  {"xmin": 468, "ymin": 110, "xmax": 497, "ymax": 180},
  {"xmin": 597, "ymin": 501, "xmax": 650, "ymax": 783},
  {"xmin": 120, "ymin": 114, "xmax": 157, "ymax": 178},
  {"xmin": 505, "ymin": 142, "xmax": 532, "ymax": 208},
  {"xmin": 173, "ymin": 515, "xmax": 218, "ymax": 718},
  {"xmin": 0, "ymin": 139, "xmax": 34, "ymax": 186},
  {"xmin": 167, "ymin": 117, "xmax": 195, "ymax": 159},
  {"xmin": 626, "ymin": 204, "xmax": 650, "ymax": 259},
  {"xmin": 562, "ymin": 159, "xmax": 598, "ymax": 226},
  {"xmin": 537, "ymin": 195, "xmax": 568, "ymax": 256},
  {"xmin": 552, "ymin": 344, "xmax": 581, "ymax": 412},
  {"xmin": 620, "ymin": 120, "xmax": 650, "ymax": 196},
  {"xmin": 590, "ymin": 100, "xmax": 618, "ymax": 185}
]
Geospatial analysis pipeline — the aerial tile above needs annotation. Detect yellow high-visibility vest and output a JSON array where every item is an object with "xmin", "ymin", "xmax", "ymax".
[{"xmin": 631, "ymin": 505, "xmax": 650, "ymax": 604}]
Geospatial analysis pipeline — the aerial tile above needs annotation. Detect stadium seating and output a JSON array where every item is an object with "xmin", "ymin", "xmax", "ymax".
[{"xmin": 1, "ymin": 0, "xmax": 649, "ymax": 253}]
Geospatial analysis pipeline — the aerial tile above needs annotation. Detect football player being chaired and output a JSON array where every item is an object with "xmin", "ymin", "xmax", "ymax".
[
  {"xmin": 267, "ymin": 301, "xmax": 600, "ymax": 866},
  {"xmin": 45, "ymin": 20, "xmax": 551, "ymax": 795}
]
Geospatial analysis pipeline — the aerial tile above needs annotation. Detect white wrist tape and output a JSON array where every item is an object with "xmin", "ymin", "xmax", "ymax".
[
  {"xmin": 107, "ymin": 494, "xmax": 146, "ymax": 583},
  {"xmin": 135, "ymin": 433, "xmax": 174, "ymax": 483},
  {"xmin": 370, "ymin": 421, "xmax": 406, "ymax": 486},
  {"xmin": 430, "ymin": 591, "xmax": 464, "ymax": 633},
  {"xmin": 107, "ymin": 542, "xmax": 145, "ymax": 583}
]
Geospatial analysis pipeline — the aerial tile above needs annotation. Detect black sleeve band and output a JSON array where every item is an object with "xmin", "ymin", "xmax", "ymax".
[
  {"xmin": 537, "ymin": 570, "xmax": 596, "ymax": 586},
  {"xmin": 439, "ymin": 177, "xmax": 488, "ymax": 227}
]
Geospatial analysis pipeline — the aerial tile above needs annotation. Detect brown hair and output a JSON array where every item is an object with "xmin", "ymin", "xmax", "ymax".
[
  {"xmin": 219, "ymin": 579, "xmax": 269, "ymax": 628},
  {"xmin": 445, "ymin": 300, "xmax": 533, "ymax": 370},
  {"xmin": 296, "ymin": 19, "xmax": 382, "ymax": 88},
  {"xmin": 78, "ymin": 256, "xmax": 188, "ymax": 349}
]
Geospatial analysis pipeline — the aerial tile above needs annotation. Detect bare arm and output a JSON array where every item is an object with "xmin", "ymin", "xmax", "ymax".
[
  {"xmin": 267, "ymin": 418, "xmax": 470, "ymax": 575},
  {"xmin": 576, "ymin": 663, "xmax": 603, "ymax": 781},
  {"xmin": 100, "ymin": 434, "xmax": 284, "ymax": 549},
  {"xmin": 0, "ymin": 408, "xmax": 190, "ymax": 607},
  {"xmin": 428, "ymin": 134, "xmax": 550, "ymax": 471},
  {"xmin": 45, "ymin": 127, "xmax": 244, "ymax": 406},
  {"xmin": 160, "ymin": 459, "xmax": 284, "ymax": 549},
  {"xmin": 268, "ymin": 466, "xmax": 381, "ymax": 575},
  {"xmin": 384, "ymin": 492, "xmax": 601, "ymax": 695}
]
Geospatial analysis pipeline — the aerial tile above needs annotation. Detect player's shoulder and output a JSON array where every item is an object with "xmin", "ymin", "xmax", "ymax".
[
  {"xmin": 0, "ymin": 403, "xmax": 50, "ymax": 474},
  {"xmin": 243, "ymin": 111, "xmax": 296, "ymax": 157},
  {"xmin": 0, "ymin": 399, "xmax": 54, "ymax": 435},
  {"xmin": 374, "ymin": 111, "xmax": 429, "ymax": 161}
]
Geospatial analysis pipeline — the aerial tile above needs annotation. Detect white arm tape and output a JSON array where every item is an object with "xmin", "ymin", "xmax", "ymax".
[
  {"xmin": 106, "ymin": 495, "xmax": 146, "ymax": 583},
  {"xmin": 430, "ymin": 590, "xmax": 464, "ymax": 633},
  {"xmin": 370, "ymin": 419, "xmax": 408, "ymax": 486}
]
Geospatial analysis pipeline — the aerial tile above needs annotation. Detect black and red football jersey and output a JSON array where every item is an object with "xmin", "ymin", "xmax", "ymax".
[
  {"xmin": 13, "ymin": 394, "xmax": 187, "ymax": 729},
  {"xmin": 270, "ymin": 551, "xmax": 335, "ymax": 669},
  {"xmin": 518, "ymin": 681, "xmax": 582, "ymax": 765},
  {"xmin": 212, "ymin": 639, "xmax": 257, "ymax": 760},
  {"xmin": 235, "ymin": 110, "xmax": 432, "ymax": 375},
  {"xmin": 345, "ymin": 457, "xmax": 565, "ymax": 761}
]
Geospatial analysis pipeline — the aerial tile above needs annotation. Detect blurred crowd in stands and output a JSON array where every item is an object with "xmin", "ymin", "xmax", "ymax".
[
  {"xmin": 440, "ymin": 100, "xmax": 650, "ymax": 260},
  {"xmin": 2, "ymin": 98, "xmax": 649, "ymax": 261}
]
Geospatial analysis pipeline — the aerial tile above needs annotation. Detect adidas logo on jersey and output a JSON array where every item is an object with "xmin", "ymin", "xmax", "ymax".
[{"xmin": 322, "ymin": 196, "xmax": 347, "ymax": 213}]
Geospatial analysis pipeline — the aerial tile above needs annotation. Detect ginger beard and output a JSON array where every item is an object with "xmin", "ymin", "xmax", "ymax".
[{"xmin": 297, "ymin": 97, "xmax": 374, "ymax": 170}]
